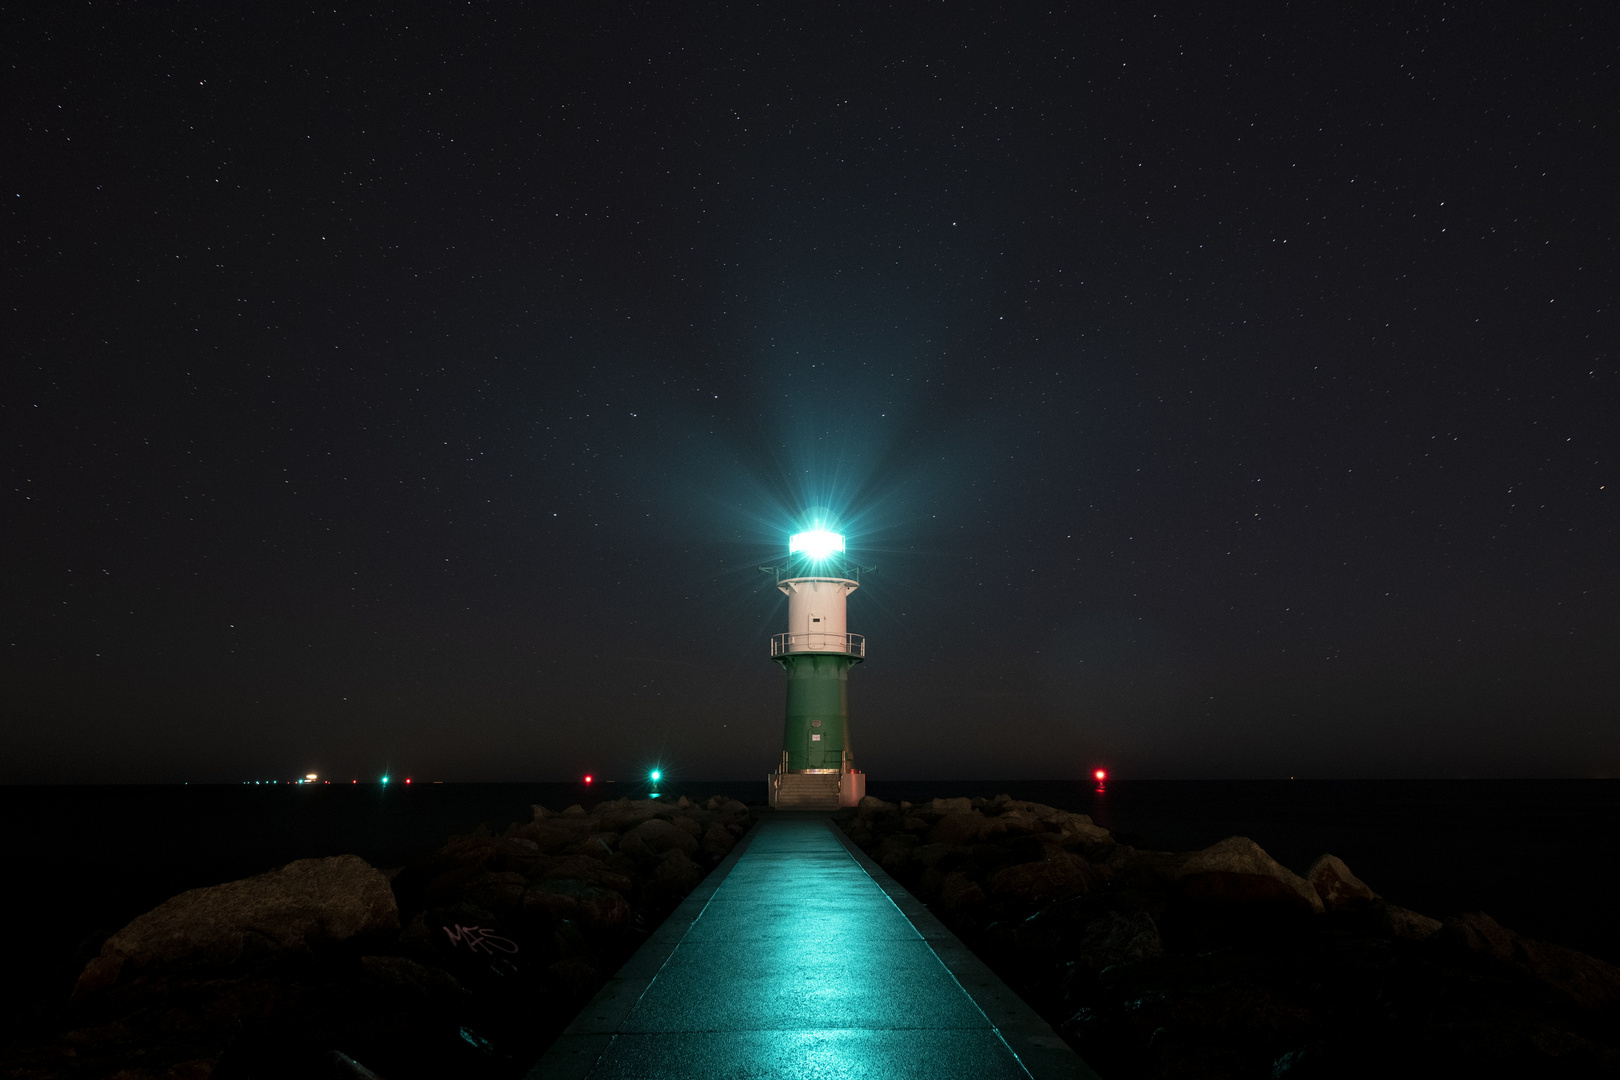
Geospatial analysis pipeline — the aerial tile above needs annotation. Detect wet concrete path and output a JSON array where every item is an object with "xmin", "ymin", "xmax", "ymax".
[{"xmin": 527, "ymin": 814, "xmax": 1096, "ymax": 1080}]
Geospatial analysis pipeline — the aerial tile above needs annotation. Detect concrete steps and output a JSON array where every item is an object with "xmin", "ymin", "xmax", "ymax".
[{"xmin": 774, "ymin": 771, "xmax": 841, "ymax": 809}]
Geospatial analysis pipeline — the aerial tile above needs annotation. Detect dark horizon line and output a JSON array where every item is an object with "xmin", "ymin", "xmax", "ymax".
[{"xmin": 4, "ymin": 776, "xmax": 1617, "ymax": 787}]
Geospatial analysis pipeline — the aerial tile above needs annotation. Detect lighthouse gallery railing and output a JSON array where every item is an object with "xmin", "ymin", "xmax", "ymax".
[{"xmin": 770, "ymin": 632, "xmax": 865, "ymax": 658}]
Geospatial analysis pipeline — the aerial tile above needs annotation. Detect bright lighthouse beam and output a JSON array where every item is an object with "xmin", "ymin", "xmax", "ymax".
[{"xmin": 789, "ymin": 529, "xmax": 845, "ymax": 560}]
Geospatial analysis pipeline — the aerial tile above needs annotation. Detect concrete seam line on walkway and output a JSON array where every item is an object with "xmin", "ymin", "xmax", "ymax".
[
  {"xmin": 523, "ymin": 818, "xmax": 765, "ymax": 1080},
  {"xmin": 823, "ymin": 818, "xmax": 1102, "ymax": 1080},
  {"xmin": 820, "ymin": 820, "xmax": 1036, "ymax": 1080}
]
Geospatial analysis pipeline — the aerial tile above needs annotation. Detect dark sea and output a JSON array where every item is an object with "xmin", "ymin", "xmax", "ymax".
[{"xmin": 4, "ymin": 778, "xmax": 1616, "ymax": 1042}]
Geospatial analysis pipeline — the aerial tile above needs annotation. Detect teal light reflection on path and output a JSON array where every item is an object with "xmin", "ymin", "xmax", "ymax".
[{"xmin": 555, "ymin": 817, "xmax": 1054, "ymax": 1080}]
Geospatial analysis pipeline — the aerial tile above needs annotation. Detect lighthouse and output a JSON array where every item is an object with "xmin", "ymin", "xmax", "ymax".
[{"xmin": 765, "ymin": 523, "xmax": 869, "ymax": 809}]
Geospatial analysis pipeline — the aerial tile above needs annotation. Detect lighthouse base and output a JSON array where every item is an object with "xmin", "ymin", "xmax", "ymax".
[{"xmin": 768, "ymin": 769, "xmax": 865, "ymax": 810}]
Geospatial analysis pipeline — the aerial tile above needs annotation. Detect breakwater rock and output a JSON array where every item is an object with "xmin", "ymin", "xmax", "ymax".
[
  {"xmin": 838, "ymin": 794, "xmax": 1620, "ymax": 1079},
  {"xmin": 5, "ymin": 795, "xmax": 752, "ymax": 1080}
]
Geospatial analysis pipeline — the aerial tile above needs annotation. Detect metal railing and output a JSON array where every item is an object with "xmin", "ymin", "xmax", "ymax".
[{"xmin": 770, "ymin": 632, "xmax": 866, "ymax": 658}]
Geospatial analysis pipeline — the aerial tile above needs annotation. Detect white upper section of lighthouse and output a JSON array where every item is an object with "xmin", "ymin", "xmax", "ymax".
[{"xmin": 774, "ymin": 576, "xmax": 863, "ymax": 656}]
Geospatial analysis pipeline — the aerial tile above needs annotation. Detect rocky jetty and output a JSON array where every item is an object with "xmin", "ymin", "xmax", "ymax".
[
  {"xmin": 838, "ymin": 794, "xmax": 1620, "ymax": 1078},
  {"xmin": 4, "ymin": 795, "xmax": 752, "ymax": 1080}
]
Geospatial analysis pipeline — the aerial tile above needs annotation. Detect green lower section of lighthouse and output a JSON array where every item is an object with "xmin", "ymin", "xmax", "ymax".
[{"xmin": 775, "ymin": 652, "xmax": 858, "ymax": 771}]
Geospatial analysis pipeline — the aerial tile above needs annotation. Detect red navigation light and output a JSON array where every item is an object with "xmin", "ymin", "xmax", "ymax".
[
  {"xmin": 405, "ymin": 778, "xmax": 412, "ymax": 784},
  {"xmin": 352, "ymin": 780, "xmax": 357, "ymax": 784},
  {"xmin": 584, "ymin": 774, "xmax": 594, "ymax": 785},
  {"xmin": 1094, "ymin": 769, "xmax": 1108, "ymax": 782}
]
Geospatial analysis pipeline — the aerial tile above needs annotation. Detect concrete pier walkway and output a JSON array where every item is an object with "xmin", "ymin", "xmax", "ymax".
[{"xmin": 528, "ymin": 815, "xmax": 1097, "ymax": 1080}]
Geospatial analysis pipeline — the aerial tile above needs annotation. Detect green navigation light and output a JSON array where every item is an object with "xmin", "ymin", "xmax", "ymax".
[
  {"xmin": 381, "ymin": 775, "xmax": 389, "ymax": 785},
  {"xmin": 789, "ymin": 529, "xmax": 845, "ymax": 560},
  {"xmin": 650, "ymin": 769, "xmax": 662, "ymax": 782}
]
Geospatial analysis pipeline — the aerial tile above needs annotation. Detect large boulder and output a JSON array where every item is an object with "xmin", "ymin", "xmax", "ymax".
[
  {"xmin": 627, "ymin": 818, "xmax": 700, "ymax": 857},
  {"xmin": 545, "ymin": 855, "xmax": 634, "ymax": 894},
  {"xmin": 456, "ymin": 870, "xmax": 527, "ymax": 918},
  {"xmin": 1521, "ymin": 940, "xmax": 1620, "ymax": 1016},
  {"xmin": 1305, "ymin": 854, "xmax": 1378, "ymax": 911},
  {"xmin": 1372, "ymin": 900, "xmax": 1442, "ymax": 941},
  {"xmin": 519, "ymin": 818, "xmax": 597, "ymax": 854},
  {"xmin": 857, "ymin": 795, "xmax": 897, "ymax": 816},
  {"xmin": 1436, "ymin": 912, "xmax": 1620, "ymax": 1015},
  {"xmin": 939, "ymin": 872, "xmax": 985, "ymax": 912},
  {"xmin": 74, "ymin": 855, "xmax": 397, "ymax": 997},
  {"xmin": 562, "ymin": 832, "xmax": 619, "ymax": 860},
  {"xmin": 1001, "ymin": 832, "xmax": 1067, "ymax": 866},
  {"xmin": 915, "ymin": 867, "xmax": 946, "ymax": 903},
  {"xmin": 1435, "ymin": 910, "xmax": 1521, "ymax": 962},
  {"xmin": 928, "ymin": 811, "xmax": 987, "ymax": 847},
  {"xmin": 524, "ymin": 880, "xmax": 632, "ymax": 933},
  {"xmin": 649, "ymin": 849, "xmax": 701, "ymax": 897},
  {"xmin": 986, "ymin": 808, "xmax": 1043, "ymax": 835},
  {"xmin": 713, "ymin": 797, "xmax": 751, "ymax": 819},
  {"xmin": 702, "ymin": 821, "xmax": 737, "ymax": 860},
  {"xmin": 987, "ymin": 853, "xmax": 1100, "ymax": 904},
  {"xmin": 1172, "ymin": 837, "xmax": 1324, "ymax": 915},
  {"xmin": 1051, "ymin": 812, "xmax": 1111, "ymax": 846},
  {"xmin": 410, "ymin": 833, "xmax": 499, "ymax": 877},
  {"xmin": 597, "ymin": 806, "xmax": 659, "ymax": 832},
  {"xmin": 359, "ymin": 954, "xmax": 470, "ymax": 1006},
  {"xmin": 1076, "ymin": 910, "xmax": 1163, "ymax": 970},
  {"xmin": 874, "ymin": 834, "xmax": 918, "ymax": 875}
]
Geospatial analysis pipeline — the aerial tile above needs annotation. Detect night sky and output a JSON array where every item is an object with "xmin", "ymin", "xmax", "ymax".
[{"xmin": 5, "ymin": 4, "xmax": 1615, "ymax": 783}]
